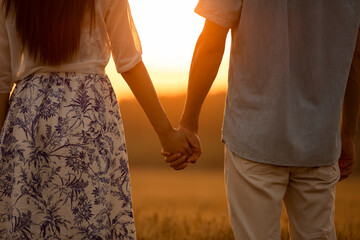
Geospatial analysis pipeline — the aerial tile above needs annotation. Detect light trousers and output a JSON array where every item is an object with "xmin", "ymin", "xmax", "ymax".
[{"xmin": 224, "ymin": 145, "xmax": 340, "ymax": 240}]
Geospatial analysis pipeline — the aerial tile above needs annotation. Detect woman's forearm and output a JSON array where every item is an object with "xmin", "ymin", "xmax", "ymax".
[
  {"xmin": 121, "ymin": 61, "xmax": 193, "ymax": 156},
  {"xmin": 121, "ymin": 61, "xmax": 173, "ymax": 136}
]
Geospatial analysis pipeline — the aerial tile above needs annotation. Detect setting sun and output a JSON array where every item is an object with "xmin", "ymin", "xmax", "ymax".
[{"xmin": 106, "ymin": 0, "xmax": 230, "ymax": 99}]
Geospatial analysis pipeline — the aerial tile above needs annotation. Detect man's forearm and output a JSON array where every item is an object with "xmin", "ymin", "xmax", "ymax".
[
  {"xmin": 342, "ymin": 30, "xmax": 360, "ymax": 139},
  {"xmin": 180, "ymin": 20, "xmax": 229, "ymax": 132}
]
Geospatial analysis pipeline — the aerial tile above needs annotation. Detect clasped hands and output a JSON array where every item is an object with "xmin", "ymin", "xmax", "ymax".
[{"xmin": 159, "ymin": 126, "xmax": 201, "ymax": 170}]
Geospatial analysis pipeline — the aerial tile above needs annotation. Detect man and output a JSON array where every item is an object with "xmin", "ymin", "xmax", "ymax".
[{"xmin": 164, "ymin": 0, "xmax": 360, "ymax": 239}]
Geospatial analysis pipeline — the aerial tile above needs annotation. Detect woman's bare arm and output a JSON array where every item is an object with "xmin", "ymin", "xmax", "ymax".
[{"xmin": 121, "ymin": 61, "xmax": 192, "ymax": 168}]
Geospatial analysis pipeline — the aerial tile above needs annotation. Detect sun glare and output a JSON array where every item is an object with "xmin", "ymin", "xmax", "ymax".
[{"xmin": 106, "ymin": 0, "xmax": 230, "ymax": 99}]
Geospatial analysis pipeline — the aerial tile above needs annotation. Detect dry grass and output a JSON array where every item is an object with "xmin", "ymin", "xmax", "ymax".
[
  {"xmin": 130, "ymin": 168, "xmax": 360, "ymax": 240},
  {"xmin": 334, "ymin": 177, "xmax": 360, "ymax": 239}
]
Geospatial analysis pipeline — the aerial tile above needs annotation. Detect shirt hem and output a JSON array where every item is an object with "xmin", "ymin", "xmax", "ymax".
[{"xmin": 222, "ymin": 136, "xmax": 340, "ymax": 168}]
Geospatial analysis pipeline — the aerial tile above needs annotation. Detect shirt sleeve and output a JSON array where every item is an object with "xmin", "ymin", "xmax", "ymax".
[
  {"xmin": 105, "ymin": 0, "xmax": 142, "ymax": 73},
  {"xmin": 0, "ymin": 11, "xmax": 13, "ymax": 93},
  {"xmin": 195, "ymin": 0, "xmax": 243, "ymax": 29}
]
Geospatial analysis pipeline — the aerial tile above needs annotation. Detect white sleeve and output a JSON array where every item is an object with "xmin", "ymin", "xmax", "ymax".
[
  {"xmin": 195, "ymin": 0, "xmax": 243, "ymax": 29},
  {"xmin": 106, "ymin": 0, "xmax": 142, "ymax": 73},
  {"xmin": 0, "ymin": 10, "xmax": 13, "ymax": 93}
]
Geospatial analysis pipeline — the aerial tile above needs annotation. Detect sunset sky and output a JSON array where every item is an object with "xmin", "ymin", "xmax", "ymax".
[{"xmin": 105, "ymin": 0, "xmax": 231, "ymax": 99}]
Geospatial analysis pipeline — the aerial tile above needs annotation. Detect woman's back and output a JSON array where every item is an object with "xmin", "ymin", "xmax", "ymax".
[{"xmin": 0, "ymin": 0, "xmax": 142, "ymax": 93}]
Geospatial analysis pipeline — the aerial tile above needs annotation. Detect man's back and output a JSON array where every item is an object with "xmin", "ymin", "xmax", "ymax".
[
  {"xmin": 172, "ymin": 1, "xmax": 360, "ymax": 239},
  {"xmin": 196, "ymin": 0, "xmax": 360, "ymax": 166}
]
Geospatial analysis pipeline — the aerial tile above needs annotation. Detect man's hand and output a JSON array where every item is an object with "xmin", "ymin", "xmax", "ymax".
[
  {"xmin": 338, "ymin": 137, "xmax": 356, "ymax": 181},
  {"xmin": 161, "ymin": 127, "xmax": 201, "ymax": 170},
  {"xmin": 179, "ymin": 126, "xmax": 201, "ymax": 164}
]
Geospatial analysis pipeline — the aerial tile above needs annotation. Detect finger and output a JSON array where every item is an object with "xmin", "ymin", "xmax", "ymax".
[
  {"xmin": 339, "ymin": 168, "xmax": 353, "ymax": 181},
  {"xmin": 160, "ymin": 149, "xmax": 172, "ymax": 156},
  {"xmin": 187, "ymin": 152, "xmax": 200, "ymax": 164},
  {"xmin": 339, "ymin": 158, "xmax": 354, "ymax": 169},
  {"xmin": 185, "ymin": 134, "xmax": 198, "ymax": 148},
  {"xmin": 189, "ymin": 148, "xmax": 202, "ymax": 163},
  {"xmin": 339, "ymin": 172, "xmax": 351, "ymax": 181},
  {"xmin": 184, "ymin": 143, "xmax": 193, "ymax": 157},
  {"xmin": 186, "ymin": 136, "xmax": 201, "ymax": 154},
  {"xmin": 173, "ymin": 162, "xmax": 188, "ymax": 171},
  {"xmin": 165, "ymin": 153, "xmax": 183, "ymax": 163},
  {"xmin": 174, "ymin": 142, "xmax": 192, "ymax": 157},
  {"xmin": 170, "ymin": 155, "xmax": 188, "ymax": 168},
  {"xmin": 187, "ymin": 155, "xmax": 198, "ymax": 164}
]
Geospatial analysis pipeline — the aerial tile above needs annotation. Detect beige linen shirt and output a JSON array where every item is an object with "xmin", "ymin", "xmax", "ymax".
[
  {"xmin": 196, "ymin": 0, "xmax": 360, "ymax": 166},
  {"xmin": 0, "ymin": 0, "xmax": 142, "ymax": 93}
]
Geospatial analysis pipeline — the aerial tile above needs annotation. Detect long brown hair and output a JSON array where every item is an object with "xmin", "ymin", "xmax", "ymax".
[{"xmin": 2, "ymin": 0, "xmax": 95, "ymax": 65}]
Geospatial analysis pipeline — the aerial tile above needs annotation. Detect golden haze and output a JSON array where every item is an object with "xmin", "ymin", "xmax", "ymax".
[{"xmin": 105, "ymin": 0, "xmax": 231, "ymax": 99}]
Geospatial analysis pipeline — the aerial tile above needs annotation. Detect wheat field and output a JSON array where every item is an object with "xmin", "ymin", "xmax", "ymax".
[{"xmin": 129, "ymin": 168, "xmax": 360, "ymax": 240}]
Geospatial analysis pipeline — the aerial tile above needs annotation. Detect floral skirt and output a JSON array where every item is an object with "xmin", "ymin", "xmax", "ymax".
[{"xmin": 0, "ymin": 73, "xmax": 136, "ymax": 239}]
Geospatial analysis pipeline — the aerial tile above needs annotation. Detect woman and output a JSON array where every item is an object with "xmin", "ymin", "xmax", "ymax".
[{"xmin": 0, "ymin": 0, "xmax": 192, "ymax": 239}]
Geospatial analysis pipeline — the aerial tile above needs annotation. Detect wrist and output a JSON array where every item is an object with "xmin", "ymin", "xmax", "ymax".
[
  {"xmin": 180, "ymin": 105, "xmax": 202, "ymax": 133},
  {"xmin": 156, "ymin": 122, "xmax": 175, "ymax": 139},
  {"xmin": 179, "ymin": 120, "xmax": 198, "ymax": 134}
]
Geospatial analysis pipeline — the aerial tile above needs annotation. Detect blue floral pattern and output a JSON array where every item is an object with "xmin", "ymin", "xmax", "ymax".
[{"xmin": 0, "ymin": 73, "xmax": 135, "ymax": 239}]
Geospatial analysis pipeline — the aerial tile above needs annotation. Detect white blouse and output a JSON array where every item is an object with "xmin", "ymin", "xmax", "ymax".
[{"xmin": 0, "ymin": 0, "xmax": 142, "ymax": 93}]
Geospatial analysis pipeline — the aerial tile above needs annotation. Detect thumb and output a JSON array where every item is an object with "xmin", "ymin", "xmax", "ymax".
[
  {"xmin": 160, "ymin": 149, "xmax": 172, "ymax": 156},
  {"xmin": 186, "ymin": 134, "xmax": 197, "ymax": 148}
]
